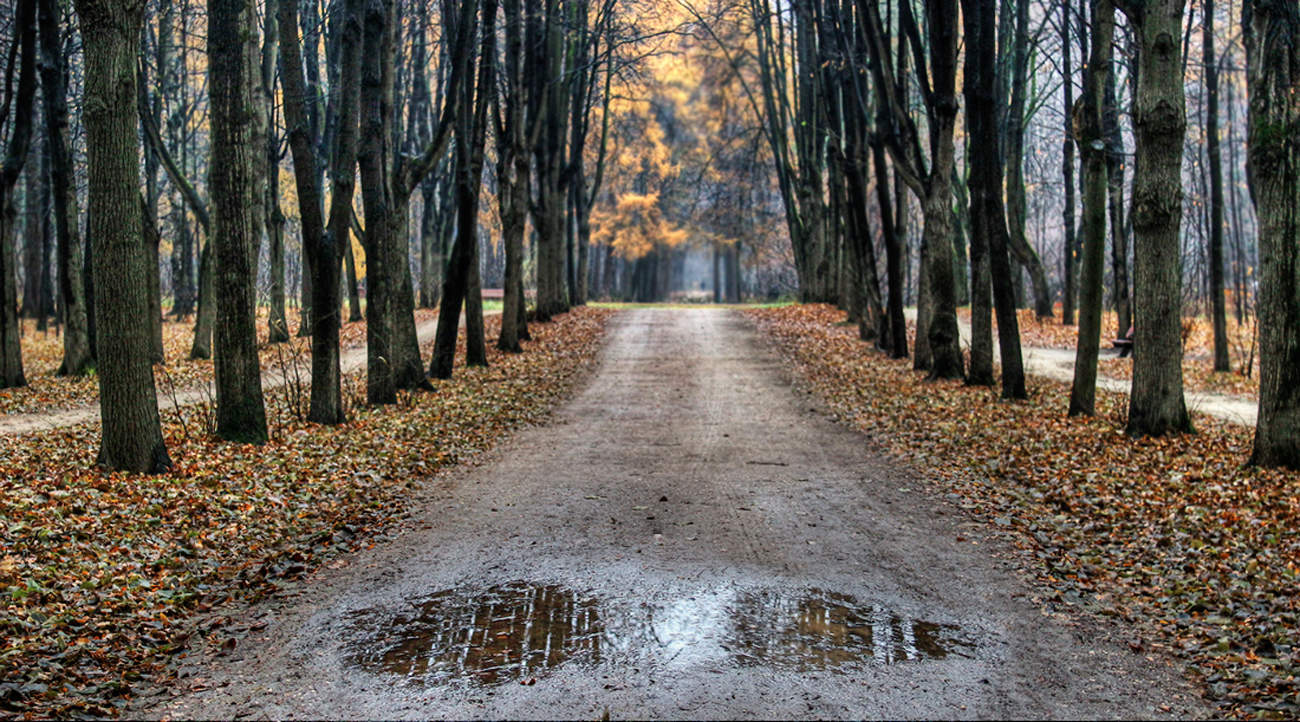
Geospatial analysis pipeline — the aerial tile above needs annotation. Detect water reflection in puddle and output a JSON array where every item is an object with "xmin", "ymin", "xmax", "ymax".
[
  {"xmin": 345, "ymin": 582, "xmax": 972, "ymax": 686},
  {"xmin": 727, "ymin": 588, "xmax": 968, "ymax": 669},
  {"xmin": 347, "ymin": 582, "xmax": 603, "ymax": 685}
]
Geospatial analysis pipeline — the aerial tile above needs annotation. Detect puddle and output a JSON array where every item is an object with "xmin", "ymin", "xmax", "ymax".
[
  {"xmin": 726, "ymin": 588, "xmax": 970, "ymax": 669},
  {"xmin": 346, "ymin": 583, "xmax": 972, "ymax": 686},
  {"xmin": 347, "ymin": 582, "xmax": 603, "ymax": 685}
]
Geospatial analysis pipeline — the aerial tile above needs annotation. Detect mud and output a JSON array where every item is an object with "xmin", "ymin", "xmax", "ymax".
[{"xmin": 131, "ymin": 309, "xmax": 1209, "ymax": 720}]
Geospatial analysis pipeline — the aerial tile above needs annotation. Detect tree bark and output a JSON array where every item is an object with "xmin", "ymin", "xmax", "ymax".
[
  {"xmin": 1204, "ymin": 0, "xmax": 1230, "ymax": 372},
  {"xmin": 962, "ymin": 0, "xmax": 1025, "ymax": 398},
  {"xmin": 1121, "ymin": 0, "xmax": 1192, "ymax": 437},
  {"xmin": 1105, "ymin": 69, "xmax": 1131, "ymax": 335},
  {"xmin": 265, "ymin": 3, "xmax": 290, "ymax": 343},
  {"xmin": 1061, "ymin": 0, "xmax": 1078, "ymax": 326},
  {"xmin": 431, "ymin": 0, "xmax": 494, "ymax": 379},
  {"xmin": 1244, "ymin": 0, "xmax": 1300, "ymax": 468},
  {"xmin": 495, "ymin": 0, "xmax": 528, "ymax": 352},
  {"xmin": 0, "ymin": 0, "xmax": 38, "ymax": 389},
  {"xmin": 73, "ymin": 0, "xmax": 173, "ymax": 471},
  {"xmin": 38, "ymin": 0, "xmax": 92, "ymax": 376},
  {"xmin": 209, "ymin": 0, "xmax": 270, "ymax": 443},
  {"xmin": 1069, "ymin": 0, "xmax": 1115, "ymax": 416},
  {"xmin": 1003, "ymin": 0, "xmax": 1054, "ymax": 319}
]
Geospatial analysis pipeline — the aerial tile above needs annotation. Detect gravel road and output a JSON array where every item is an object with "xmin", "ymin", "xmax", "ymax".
[{"xmin": 132, "ymin": 308, "xmax": 1208, "ymax": 720}]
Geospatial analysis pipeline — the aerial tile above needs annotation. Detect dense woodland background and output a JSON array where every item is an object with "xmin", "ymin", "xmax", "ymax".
[{"xmin": 0, "ymin": 0, "xmax": 1296, "ymax": 470}]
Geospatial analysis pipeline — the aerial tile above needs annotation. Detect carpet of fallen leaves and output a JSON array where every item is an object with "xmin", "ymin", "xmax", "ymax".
[
  {"xmin": 0, "ymin": 310, "xmax": 436, "ymax": 416},
  {"xmin": 0, "ymin": 308, "xmax": 611, "ymax": 718},
  {"xmin": 956, "ymin": 307, "xmax": 1261, "ymax": 400},
  {"xmin": 750, "ymin": 304, "xmax": 1298, "ymax": 720}
]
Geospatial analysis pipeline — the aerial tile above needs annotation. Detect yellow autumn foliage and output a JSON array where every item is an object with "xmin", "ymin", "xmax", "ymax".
[{"xmin": 590, "ymin": 192, "xmax": 689, "ymax": 260}]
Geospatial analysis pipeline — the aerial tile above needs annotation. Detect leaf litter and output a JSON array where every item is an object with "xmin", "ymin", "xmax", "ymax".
[{"xmin": 0, "ymin": 308, "xmax": 611, "ymax": 718}]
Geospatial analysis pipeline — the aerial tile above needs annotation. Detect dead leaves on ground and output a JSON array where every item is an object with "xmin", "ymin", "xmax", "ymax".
[
  {"xmin": 750, "ymin": 304, "xmax": 1298, "ymax": 720},
  {"xmin": 0, "ymin": 308, "xmax": 611, "ymax": 719},
  {"xmin": 0, "ymin": 309, "xmax": 436, "ymax": 416}
]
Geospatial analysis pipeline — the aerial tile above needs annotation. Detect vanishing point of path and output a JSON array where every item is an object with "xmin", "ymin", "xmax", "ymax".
[{"xmin": 134, "ymin": 309, "xmax": 1208, "ymax": 720}]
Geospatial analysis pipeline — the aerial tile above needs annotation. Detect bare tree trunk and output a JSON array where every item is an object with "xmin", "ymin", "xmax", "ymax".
[
  {"xmin": 344, "ymin": 234, "xmax": 362, "ymax": 322},
  {"xmin": 1060, "ymin": 0, "xmax": 1078, "ymax": 326},
  {"xmin": 1106, "ymin": 69, "xmax": 1131, "ymax": 335},
  {"xmin": 39, "ymin": 0, "xmax": 92, "ymax": 376},
  {"xmin": 1245, "ymin": 0, "xmax": 1300, "ymax": 468},
  {"xmin": 872, "ymin": 142, "xmax": 907, "ymax": 359},
  {"xmin": 465, "ymin": 231, "xmax": 487, "ymax": 366},
  {"xmin": 209, "ymin": 0, "xmax": 269, "ymax": 443},
  {"xmin": 0, "ymin": 0, "xmax": 38, "ymax": 389},
  {"xmin": 191, "ymin": 242, "xmax": 215, "ymax": 358},
  {"xmin": 496, "ymin": 0, "xmax": 527, "ymax": 352},
  {"xmin": 265, "ymin": 4, "xmax": 289, "ymax": 343},
  {"xmin": 432, "ymin": 0, "xmax": 494, "ymax": 378},
  {"xmin": 279, "ymin": 0, "xmax": 359, "ymax": 424},
  {"xmin": 1003, "ymin": 0, "xmax": 1053, "ymax": 319},
  {"xmin": 1121, "ymin": 0, "xmax": 1192, "ymax": 437},
  {"xmin": 963, "ymin": 0, "xmax": 1025, "ymax": 398},
  {"xmin": 1070, "ymin": 0, "xmax": 1114, "ymax": 416},
  {"xmin": 358, "ymin": 0, "xmax": 398, "ymax": 405},
  {"xmin": 74, "ymin": 0, "xmax": 173, "ymax": 471},
  {"xmin": 1204, "ymin": 0, "xmax": 1230, "ymax": 372}
]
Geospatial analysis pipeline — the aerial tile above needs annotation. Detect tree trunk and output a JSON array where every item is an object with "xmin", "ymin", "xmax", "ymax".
[
  {"xmin": 1122, "ymin": 0, "xmax": 1192, "ymax": 437},
  {"xmin": 1105, "ymin": 69, "xmax": 1131, "ymax": 335},
  {"xmin": 1061, "ymin": 0, "xmax": 1078, "ymax": 326},
  {"xmin": 1003, "ymin": 0, "xmax": 1054, "ymax": 319},
  {"xmin": 0, "ymin": 0, "xmax": 37, "ymax": 389},
  {"xmin": 496, "ymin": 0, "xmax": 527, "ymax": 352},
  {"xmin": 74, "ymin": 0, "xmax": 173, "ymax": 471},
  {"xmin": 264, "ymin": 4, "xmax": 289, "ymax": 343},
  {"xmin": 465, "ymin": 231, "xmax": 487, "ymax": 367},
  {"xmin": 920, "ymin": 0, "xmax": 964, "ymax": 382},
  {"xmin": 209, "ymin": 0, "xmax": 269, "ymax": 443},
  {"xmin": 358, "ymin": 0, "xmax": 398, "ymax": 405},
  {"xmin": 963, "ymin": 0, "xmax": 1025, "ymax": 398},
  {"xmin": 431, "ymin": 0, "xmax": 493, "ymax": 379},
  {"xmin": 141, "ymin": 195, "xmax": 165, "ymax": 362},
  {"xmin": 1204, "ymin": 0, "xmax": 1230, "ymax": 372},
  {"xmin": 39, "ymin": 0, "xmax": 92, "ymax": 376},
  {"xmin": 190, "ymin": 242, "xmax": 215, "ymax": 358},
  {"xmin": 1069, "ymin": 0, "xmax": 1114, "ymax": 417},
  {"xmin": 1244, "ymin": 0, "xmax": 1300, "ymax": 468},
  {"xmin": 872, "ymin": 141, "xmax": 907, "ymax": 359},
  {"xmin": 344, "ymin": 233, "xmax": 362, "ymax": 322}
]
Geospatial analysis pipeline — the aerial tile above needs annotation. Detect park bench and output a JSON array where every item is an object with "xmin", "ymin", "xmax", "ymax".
[{"xmin": 1113, "ymin": 325, "xmax": 1134, "ymax": 358}]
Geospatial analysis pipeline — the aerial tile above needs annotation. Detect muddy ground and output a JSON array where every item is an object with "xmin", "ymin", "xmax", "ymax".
[{"xmin": 131, "ymin": 308, "xmax": 1209, "ymax": 720}]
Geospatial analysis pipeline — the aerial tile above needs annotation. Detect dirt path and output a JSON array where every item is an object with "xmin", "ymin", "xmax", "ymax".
[
  {"xmin": 132, "ymin": 308, "xmax": 1206, "ymax": 720},
  {"xmin": 0, "ymin": 312, "xmax": 498, "ymax": 437},
  {"xmin": 906, "ymin": 309, "xmax": 1258, "ymax": 426}
]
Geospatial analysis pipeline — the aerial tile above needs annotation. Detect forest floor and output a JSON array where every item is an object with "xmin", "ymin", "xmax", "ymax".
[
  {"xmin": 754, "ymin": 304, "xmax": 1298, "ymax": 719},
  {"xmin": 0, "ymin": 308, "xmax": 606, "ymax": 718},
  {"xmin": 0, "ymin": 306, "xmax": 501, "ymax": 436},
  {"xmin": 129, "ymin": 308, "xmax": 1204, "ymax": 720}
]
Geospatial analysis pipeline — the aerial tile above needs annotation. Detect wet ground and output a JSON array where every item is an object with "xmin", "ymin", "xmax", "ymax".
[{"xmin": 132, "ymin": 308, "xmax": 1209, "ymax": 719}]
